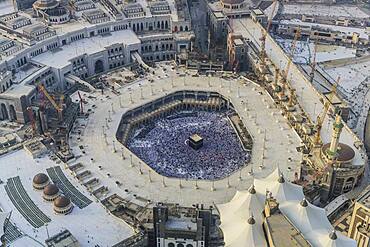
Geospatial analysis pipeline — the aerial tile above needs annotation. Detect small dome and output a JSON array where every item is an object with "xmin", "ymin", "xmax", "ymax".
[
  {"xmin": 248, "ymin": 184, "xmax": 256, "ymax": 194},
  {"xmin": 54, "ymin": 196, "xmax": 71, "ymax": 208},
  {"xmin": 33, "ymin": 173, "xmax": 49, "ymax": 185},
  {"xmin": 300, "ymin": 198, "xmax": 308, "ymax": 207},
  {"xmin": 43, "ymin": 184, "xmax": 59, "ymax": 196},
  {"xmin": 329, "ymin": 230, "xmax": 337, "ymax": 240},
  {"xmin": 278, "ymin": 174, "xmax": 285, "ymax": 183},
  {"xmin": 247, "ymin": 215, "xmax": 255, "ymax": 225},
  {"xmin": 33, "ymin": 0, "xmax": 59, "ymax": 10}
]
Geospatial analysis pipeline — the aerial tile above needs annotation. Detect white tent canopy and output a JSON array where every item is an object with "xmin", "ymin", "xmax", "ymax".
[
  {"xmin": 216, "ymin": 168, "xmax": 357, "ymax": 247},
  {"xmin": 218, "ymin": 185, "xmax": 266, "ymax": 246}
]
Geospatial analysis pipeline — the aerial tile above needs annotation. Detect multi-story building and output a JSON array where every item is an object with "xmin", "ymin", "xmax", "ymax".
[
  {"xmin": 348, "ymin": 186, "xmax": 370, "ymax": 247},
  {"xmin": 153, "ymin": 203, "xmax": 213, "ymax": 247},
  {"xmin": 0, "ymin": 0, "xmax": 195, "ymax": 123}
]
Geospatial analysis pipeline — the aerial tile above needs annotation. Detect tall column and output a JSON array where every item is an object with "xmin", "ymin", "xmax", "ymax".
[{"xmin": 327, "ymin": 113, "xmax": 344, "ymax": 160}]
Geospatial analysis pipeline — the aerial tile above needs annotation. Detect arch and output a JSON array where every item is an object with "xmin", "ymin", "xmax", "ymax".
[
  {"xmin": 174, "ymin": 26, "xmax": 178, "ymax": 32},
  {"xmin": 165, "ymin": 21, "xmax": 169, "ymax": 29},
  {"xmin": 343, "ymin": 177, "xmax": 355, "ymax": 192},
  {"xmin": 177, "ymin": 244, "xmax": 184, "ymax": 247},
  {"xmin": 94, "ymin": 60, "xmax": 104, "ymax": 74},
  {"xmin": 180, "ymin": 26, "xmax": 183, "ymax": 32},
  {"xmin": 185, "ymin": 26, "xmax": 189, "ymax": 31},
  {"xmin": 0, "ymin": 103, "xmax": 8, "ymax": 120},
  {"xmin": 168, "ymin": 244, "xmax": 175, "ymax": 247}
]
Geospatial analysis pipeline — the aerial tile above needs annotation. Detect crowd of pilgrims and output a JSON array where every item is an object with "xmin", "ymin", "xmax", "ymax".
[{"xmin": 127, "ymin": 110, "xmax": 250, "ymax": 180}]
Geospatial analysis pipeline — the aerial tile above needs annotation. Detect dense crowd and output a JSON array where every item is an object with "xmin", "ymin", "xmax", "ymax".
[{"xmin": 127, "ymin": 110, "xmax": 250, "ymax": 180}]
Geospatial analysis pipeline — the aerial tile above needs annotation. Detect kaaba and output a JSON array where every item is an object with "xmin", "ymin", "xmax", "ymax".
[{"xmin": 189, "ymin": 134, "xmax": 203, "ymax": 150}]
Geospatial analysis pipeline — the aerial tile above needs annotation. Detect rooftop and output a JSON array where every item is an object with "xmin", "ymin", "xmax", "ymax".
[{"xmin": 32, "ymin": 30, "xmax": 140, "ymax": 69}]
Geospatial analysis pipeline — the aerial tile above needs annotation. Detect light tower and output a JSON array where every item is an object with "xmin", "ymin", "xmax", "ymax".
[{"xmin": 326, "ymin": 109, "xmax": 344, "ymax": 160}]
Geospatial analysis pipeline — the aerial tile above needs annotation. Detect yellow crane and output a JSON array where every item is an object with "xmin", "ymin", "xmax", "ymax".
[
  {"xmin": 313, "ymin": 77, "xmax": 340, "ymax": 146},
  {"xmin": 259, "ymin": 0, "xmax": 278, "ymax": 75},
  {"xmin": 309, "ymin": 40, "xmax": 318, "ymax": 83},
  {"xmin": 278, "ymin": 28, "xmax": 301, "ymax": 98},
  {"xmin": 38, "ymin": 84, "xmax": 63, "ymax": 121}
]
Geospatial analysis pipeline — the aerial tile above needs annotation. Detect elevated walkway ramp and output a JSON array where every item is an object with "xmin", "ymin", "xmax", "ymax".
[{"xmin": 65, "ymin": 74, "xmax": 95, "ymax": 91}]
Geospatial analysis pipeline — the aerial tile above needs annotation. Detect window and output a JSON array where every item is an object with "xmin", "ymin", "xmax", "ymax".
[
  {"xmin": 168, "ymin": 244, "xmax": 175, "ymax": 247},
  {"xmin": 177, "ymin": 244, "xmax": 184, "ymax": 247},
  {"xmin": 186, "ymin": 245, "xmax": 193, "ymax": 247}
]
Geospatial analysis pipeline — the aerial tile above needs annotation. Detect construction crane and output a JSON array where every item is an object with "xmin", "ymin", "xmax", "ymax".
[
  {"xmin": 313, "ymin": 77, "xmax": 340, "ymax": 146},
  {"xmin": 38, "ymin": 84, "xmax": 63, "ymax": 121},
  {"xmin": 27, "ymin": 106, "xmax": 37, "ymax": 136},
  {"xmin": 309, "ymin": 40, "xmax": 318, "ymax": 83},
  {"xmin": 77, "ymin": 91, "xmax": 84, "ymax": 114},
  {"xmin": 278, "ymin": 28, "xmax": 301, "ymax": 98},
  {"xmin": 259, "ymin": 0, "xmax": 278, "ymax": 75}
]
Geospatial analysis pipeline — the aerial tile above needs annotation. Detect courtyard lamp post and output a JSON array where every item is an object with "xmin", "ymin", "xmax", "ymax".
[
  {"xmin": 150, "ymin": 82, "xmax": 154, "ymax": 96},
  {"xmin": 121, "ymin": 147, "xmax": 125, "ymax": 160},
  {"xmin": 138, "ymin": 162, "xmax": 143, "ymax": 175},
  {"xmin": 211, "ymin": 181, "xmax": 215, "ymax": 191},
  {"xmin": 104, "ymin": 133, "xmax": 108, "ymax": 145},
  {"xmin": 111, "ymin": 102, "xmax": 114, "ymax": 113},
  {"xmin": 148, "ymin": 170, "xmax": 152, "ymax": 183},
  {"xmin": 130, "ymin": 154, "xmax": 134, "ymax": 167},
  {"xmin": 194, "ymin": 180, "xmax": 199, "ymax": 190},
  {"xmin": 112, "ymin": 140, "xmax": 116, "ymax": 153},
  {"xmin": 248, "ymin": 165, "xmax": 254, "ymax": 176},
  {"xmin": 129, "ymin": 92, "xmax": 133, "ymax": 104},
  {"xmin": 140, "ymin": 86, "xmax": 144, "ymax": 100}
]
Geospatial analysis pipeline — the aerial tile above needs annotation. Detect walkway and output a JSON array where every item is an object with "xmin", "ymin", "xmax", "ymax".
[
  {"xmin": 5, "ymin": 176, "xmax": 50, "ymax": 228},
  {"xmin": 47, "ymin": 166, "xmax": 92, "ymax": 209}
]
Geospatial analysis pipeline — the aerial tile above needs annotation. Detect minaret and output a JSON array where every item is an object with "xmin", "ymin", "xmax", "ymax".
[{"xmin": 326, "ymin": 111, "xmax": 344, "ymax": 160}]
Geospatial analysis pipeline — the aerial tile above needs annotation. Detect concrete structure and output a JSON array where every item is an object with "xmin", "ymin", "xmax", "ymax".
[
  {"xmin": 0, "ymin": 0, "xmax": 195, "ymax": 124},
  {"xmin": 348, "ymin": 186, "xmax": 370, "ymax": 247},
  {"xmin": 45, "ymin": 229, "xmax": 80, "ymax": 247},
  {"xmin": 227, "ymin": 17, "xmax": 367, "ymax": 204},
  {"xmin": 154, "ymin": 203, "xmax": 213, "ymax": 247}
]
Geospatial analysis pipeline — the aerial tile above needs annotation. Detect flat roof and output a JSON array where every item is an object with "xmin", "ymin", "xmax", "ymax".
[
  {"xmin": 190, "ymin": 134, "xmax": 203, "ymax": 142},
  {"xmin": 266, "ymin": 211, "xmax": 311, "ymax": 247},
  {"xmin": 32, "ymin": 30, "xmax": 140, "ymax": 69},
  {"xmin": 280, "ymin": 19, "xmax": 369, "ymax": 40},
  {"xmin": 281, "ymin": 4, "xmax": 369, "ymax": 19}
]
